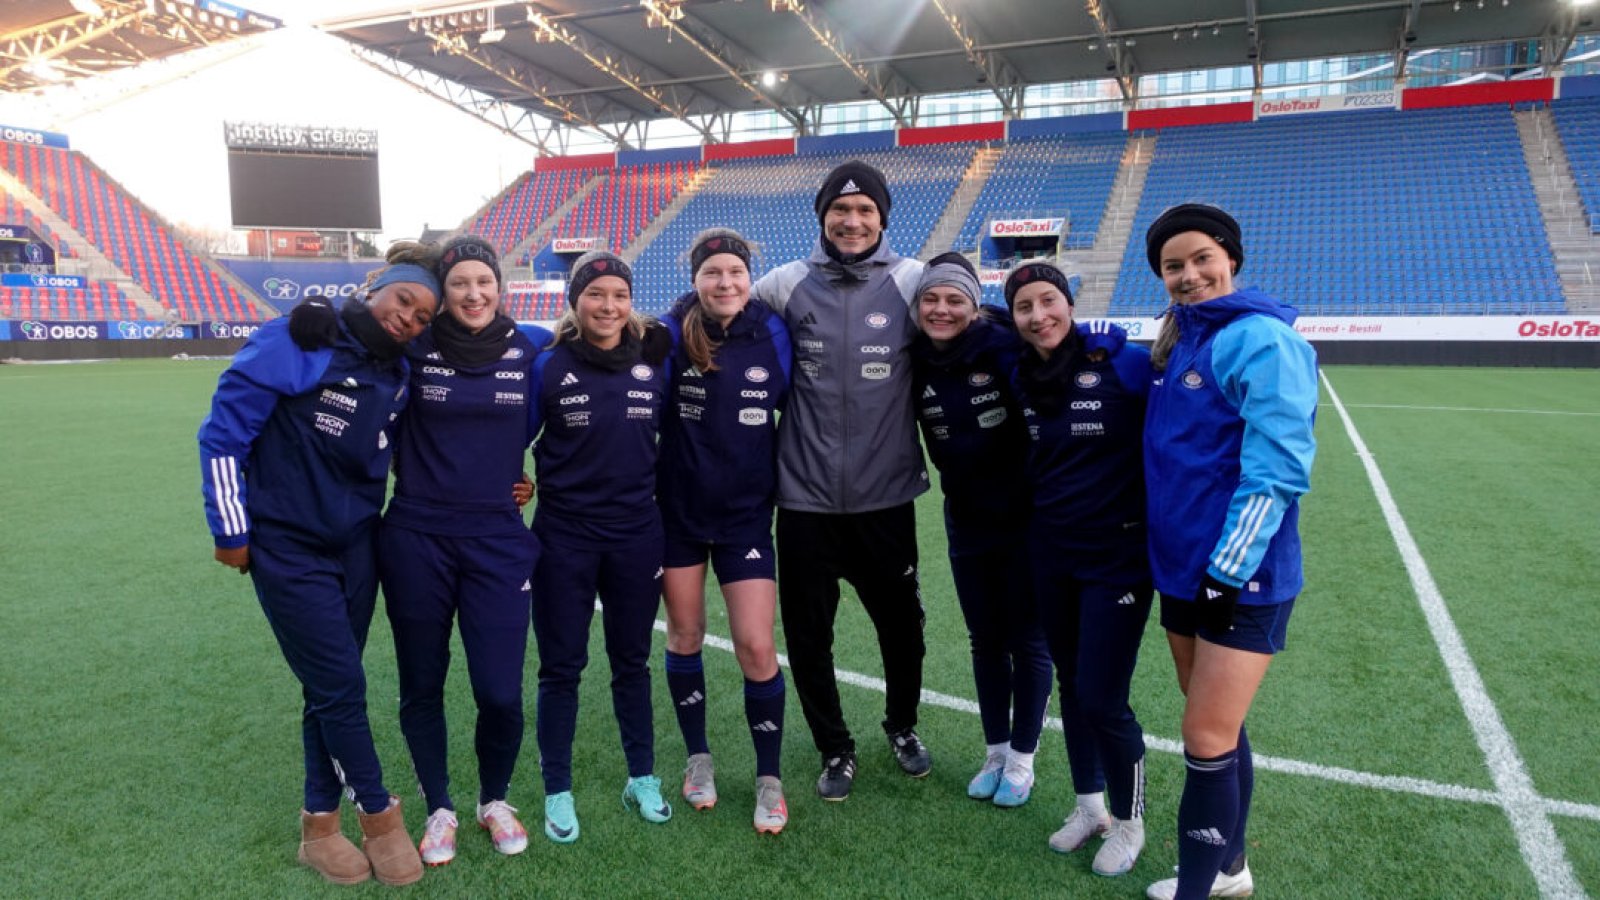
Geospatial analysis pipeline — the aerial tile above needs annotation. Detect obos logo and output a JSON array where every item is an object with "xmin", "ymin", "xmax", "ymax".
[
  {"xmin": 117, "ymin": 322, "xmax": 143, "ymax": 339},
  {"xmin": 968, "ymin": 372, "xmax": 993, "ymax": 387},
  {"xmin": 744, "ymin": 366, "xmax": 769, "ymax": 383},
  {"xmin": 210, "ymin": 323, "xmax": 261, "ymax": 339},
  {"xmin": 1181, "ymin": 371, "xmax": 1205, "ymax": 390},
  {"xmin": 210, "ymin": 322, "xmax": 231, "ymax": 339},
  {"xmin": 264, "ymin": 277, "xmax": 301, "ymax": 301},
  {"xmin": 20, "ymin": 321, "xmax": 47, "ymax": 340},
  {"xmin": 1076, "ymin": 372, "xmax": 1101, "ymax": 388},
  {"xmin": 864, "ymin": 312, "xmax": 890, "ymax": 329}
]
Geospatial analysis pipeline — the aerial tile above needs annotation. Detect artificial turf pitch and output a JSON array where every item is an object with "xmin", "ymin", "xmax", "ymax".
[{"xmin": 2, "ymin": 358, "xmax": 1596, "ymax": 898}]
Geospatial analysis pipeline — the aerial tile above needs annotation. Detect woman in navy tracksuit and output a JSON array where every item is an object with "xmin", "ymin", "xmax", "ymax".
[
  {"xmin": 1005, "ymin": 261, "xmax": 1154, "ymax": 879},
  {"xmin": 657, "ymin": 228, "xmax": 792, "ymax": 834},
  {"xmin": 198, "ymin": 243, "xmax": 439, "ymax": 887},
  {"xmin": 375, "ymin": 236, "xmax": 553, "ymax": 865},
  {"xmin": 907, "ymin": 252, "xmax": 1053, "ymax": 809},
  {"xmin": 529, "ymin": 250, "xmax": 674, "ymax": 844},
  {"xmin": 1140, "ymin": 205, "xmax": 1316, "ymax": 900}
]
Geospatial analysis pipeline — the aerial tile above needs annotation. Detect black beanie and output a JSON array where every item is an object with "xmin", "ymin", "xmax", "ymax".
[
  {"xmin": 689, "ymin": 228, "xmax": 753, "ymax": 279},
  {"xmin": 437, "ymin": 234, "xmax": 502, "ymax": 288},
  {"xmin": 926, "ymin": 250, "xmax": 977, "ymax": 279},
  {"xmin": 567, "ymin": 250, "xmax": 632, "ymax": 308},
  {"xmin": 815, "ymin": 160, "xmax": 891, "ymax": 229},
  {"xmin": 1145, "ymin": 203, "xmax": 1243, "ymax": 276},
  {"xmin": 1004, "ymin": 261, "xmax": 1074, "ymax": 309}
]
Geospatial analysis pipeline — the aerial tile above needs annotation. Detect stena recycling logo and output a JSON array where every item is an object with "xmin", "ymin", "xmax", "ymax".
[
  {"xmin": 264, "ymin": 277, "xmax": 301, "ymax": 301},
  {"xmin": 20, "ymin": 321, "xmax": 47, "ymax": 340}
]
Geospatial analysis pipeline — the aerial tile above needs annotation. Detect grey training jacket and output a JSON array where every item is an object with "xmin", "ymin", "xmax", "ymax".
[{"xmin": 751, "ymin": 239, "xmax": 929, "ymax": 514}]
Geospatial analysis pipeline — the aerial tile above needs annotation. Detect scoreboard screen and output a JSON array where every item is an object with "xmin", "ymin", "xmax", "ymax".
[{"xmin": 227, "ymin": 150, "xmax": 381, "ymax": 231}]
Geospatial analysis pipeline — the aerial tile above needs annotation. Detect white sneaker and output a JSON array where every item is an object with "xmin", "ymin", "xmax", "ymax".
[
  {"xmin": 1048, "ymin": 804, "xmax": 1111, "ymax": 853},
  {"xmin": 418, "ymin": 808, "xmax": 458, "ymax": 866},
  {"xmin": 1092, "ymin": 816, "xmax": 1145, "ymax": 876},
  {"xmin": 1145, "ymin": 862, "xmax": 1254, "ymax": 899},
  {"xmin": 475, "ymin": 799, "xmax": 529, "ymax": 856}
]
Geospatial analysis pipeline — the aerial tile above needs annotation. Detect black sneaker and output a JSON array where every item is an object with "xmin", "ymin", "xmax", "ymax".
[
  {"xmin": 816, "ymin": 752, "xmax": 857, "ymax": 801},
  {"xmin": 885, "ymin": 727, "xmax": 931, "ymax": 778}
]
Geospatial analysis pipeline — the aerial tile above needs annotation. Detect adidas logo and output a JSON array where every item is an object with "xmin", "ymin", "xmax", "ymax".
[
  {"xmin": 681, "ymin": 366, "xmax": 699, "ymax": 378},
  {"xmin": 799, "ymin": 311, "xmax": 818, "ymax": 327},
  {"xmin": 1185, "ymin": 827, "xmax": 1228, "ymax": 847},
  {"xmin": 745, "ymin": 548, "xmax": 762, "ymax": 560},
  {"xmin": 921, "ymin": 385, "xmax": 937, "ymax": 399},
  {"xmin": 751, "ymin": 721, "xmax": 779, "ymax": 733},
  {"xmin": 902, "ymin": 565, "xmax": 915, "ymax": 577},
  {"xmin": 1116, "ymin": 592, "xmax": 1136, "ymax": 605},
  {"xmin": 678, "ymin": 690, "xmax": 705, "ymax": 707},
  {"xmin": 654, "ymin": 566, "xmax": 664, "ymax": 579},
  {"xmin": 1205, "ymin": 587, "xmax": 1226, "ymax": 600},
  {"xmin": 559, "ymin": 372, "xmax": 579, "ymax": 386},
  {"xmin": 840, "ymin": 178, "xmax": 860, "ymax": 194},
  {"xmin": 521, "ymin": 579, "xmax": 532, "ymax": 592},
  {"xmin": 425, "ymin": 351, "xmax": 442, "ymax": 360}
]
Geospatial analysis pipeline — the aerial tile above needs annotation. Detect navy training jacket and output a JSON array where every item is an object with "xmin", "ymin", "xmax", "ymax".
[
  {"xmin": 528, "ymin": 337, "xmax": 668, "ymax": 546},
  {"xmin": 198, "ymin": 316, "xmax": 410, "ymax": 550},
  {"xmin": 658, "ymin": 292, "xmax": 793, "ymax": 542},
  {"xmin": 383, "ymin": 323, "xmax": 554, "ymax": 537},
  {"xmin": 910, "ymin": 309, "xmax": 1030, "ymax": 553},
  {"xmin": 1014, "ymin": 322, "xmax": 1152, "ymax": 537}
]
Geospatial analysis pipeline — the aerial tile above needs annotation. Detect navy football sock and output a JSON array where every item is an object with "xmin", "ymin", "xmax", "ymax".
[
  {"xmin": 1176, "ymin": 748, "xmax": 1239, "ymax": 899},
  {"xmin": 744, "ymin": 672, "xmax": 786, "ymax": 779},
  {"xmin": 1226, "ymin": 726, "xmax": 1253, "ymax": 875},
  {"xmin": 665, "ymin": 650, "xmax": 710, "ymax": 756}
]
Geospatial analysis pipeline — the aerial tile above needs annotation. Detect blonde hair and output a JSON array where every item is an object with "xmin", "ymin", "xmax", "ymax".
[
  {"xmin": 1150, "ymin": 313, "xmax": 1179, "ymax": 372},
  {"xmin": 679, "ymin": 227, "xmax": 758, "ymax": 373}
]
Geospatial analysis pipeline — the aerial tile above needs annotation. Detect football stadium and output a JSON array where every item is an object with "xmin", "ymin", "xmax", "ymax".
[{"xmin": 3, "ymin": 1, "xmax": 1599, "ymax": 897}]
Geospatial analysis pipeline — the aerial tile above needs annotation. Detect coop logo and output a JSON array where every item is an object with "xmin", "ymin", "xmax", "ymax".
[
  {"xmin": 494, "ymin": 370, "xmax": 525, "ymax": 380},
  {"xmin": 1517, "ymin": 319, "xmax": 1600, "ymax": 339},
  {"xmin": 971, "ymin": 390, "xmax": 1000, "ymax": 405},
  {"xmin": 20, "ymin": 321, "xmax": 101, "ymax": 340},
  {"xmin": 209, "ymin": 322, "xmax": 260, "ymax": 339},
  {"xmin": 559, "ymin": 394, "xmax": 589, "ymax": 406},
  {"xmin": 627, "ymin": 390, "xmax": 653, "ymax": 400},
  {"xmin": 264, "ymin": 277, "xmax": 301, "ymax": 301},
  {"xmin": 422, "ymin": 365, "xmax": 455, "ymax": 377},
  {"xmin": 1070, "ymin": 400, "xmax": 1102, "ymax": 411}
]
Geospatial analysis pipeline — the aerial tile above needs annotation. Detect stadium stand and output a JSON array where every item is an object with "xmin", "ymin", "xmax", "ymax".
[
  {"xmin": 1, "ymin": 189, "xmax": 78, "ymax": 260},
  {"xmin": 519, "ymin": 161, "xmax": 699, "ymax": 267},
  {"xmin": 1108, "ymin": 106, "xmax": 1565, "ymax": 317},
  {"xmin": 1550, "ymin": 96, "xmax": 1600, "ymax": 234},
  {"xmin": 955, "ymin": 132, "xmax": 1126, "ymax": 254},
  {"xmin": 0, "ymin": 142, "xmax": 260, "ymax": 320},
  {"xmin": 501, "ymin": 291, "xmax": 568, "ymax": 322},
  {"xmin": 466, "ymin": 168, "xmax": 592, "ymax": 258},
  {"xmin": 626, "ymin": 146, "xmax": 973, "ymax": 316},
  {"xmin": 0, "ymin": 282, "xmax": 138, "ymax": 320}
]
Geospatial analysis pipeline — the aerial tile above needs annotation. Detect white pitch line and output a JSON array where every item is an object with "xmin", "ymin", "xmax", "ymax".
[
  {"xmin": 1343, "ymin": 403, "xmax": 1600, "ymax": 418},
  {"xmin": 652, "ymin": 619, "xmax": 1600, "ymax": 825},
  {"xmin": 1322, "ymin": 371, "xmax": 1585, "ymax": 899}
]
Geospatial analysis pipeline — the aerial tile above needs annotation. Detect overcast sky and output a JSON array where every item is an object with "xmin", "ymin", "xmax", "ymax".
[{"xmin": 0, "ymin": 2, "xmax": 541, "ymax": 249}]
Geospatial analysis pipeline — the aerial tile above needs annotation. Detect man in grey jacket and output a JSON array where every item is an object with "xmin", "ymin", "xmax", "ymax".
[{"xmin": 750, "ymin": 159, "xmax": 930, "ymax": 801}]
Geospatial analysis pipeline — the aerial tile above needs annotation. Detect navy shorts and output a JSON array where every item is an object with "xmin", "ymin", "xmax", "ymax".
[
  {"xmin": 1160, "ymin": 594, "xmax": 1296, "ymax": 655},
  {"xmin": 663, "ymin": 529, "xmax": 776, "ymax": 584}
]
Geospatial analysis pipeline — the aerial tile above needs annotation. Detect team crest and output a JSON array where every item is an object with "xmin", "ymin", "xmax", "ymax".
[
  {"xmin": 502, "ymin": 347, "xmax": 524, "ymax": 360},
  {"xmin": 968, "ymin": 372, "xmax": 993, "ymax": 387},
  {"xmin": 865, "ymin": 312, "xmax": 890, "ymax": 329},
  {"xmin": 1076, "ymin": 372, "xmax": 1101, "ymax": 389},
  {"xmin": 631, "ymin": 364, "xmax": 654, "ymax": 381},
  {"xmin": 1181, "ymin": 370, "xmax": 1205, "ymax": 390},
  {"xmin": 745, "ymin": 366, "xmax": 769, "ymax": 383}
]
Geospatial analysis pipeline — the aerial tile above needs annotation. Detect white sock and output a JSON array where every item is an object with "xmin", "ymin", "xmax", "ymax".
[
  {"xmin": 983, "ymin": 742, "xmax": 1009, "ymax": 769},
  {"xmin": 1077, "ymin": 791, "xmax": 1108, "ymax": 817},
  {"xmin": 1005, "ymin": 750, "xmax": 1036, "ymax": 781}
]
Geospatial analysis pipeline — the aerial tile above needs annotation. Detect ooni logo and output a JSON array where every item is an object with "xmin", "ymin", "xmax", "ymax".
[
  {"xmin": 20, "ymin": 321, "xmax": 47, "ymax": 340},
  {"xmin": 264, "ymin": 277, "xmax": 301, "ymax": 301}
]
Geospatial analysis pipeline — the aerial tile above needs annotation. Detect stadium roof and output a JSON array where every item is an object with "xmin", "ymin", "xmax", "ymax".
[
  {"xmin": 0, "ymin": 0, "xmax": 281, "ymax": 92},
  {"xmin": 312, "ymin": 0, "xmax": 1598, "ymax": 151}
]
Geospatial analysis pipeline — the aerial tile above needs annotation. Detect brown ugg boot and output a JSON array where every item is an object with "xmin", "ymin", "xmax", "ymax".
[
  {"xmin": 358, "ymin": 796, "xmax": 424, "ymax": 886},
  {"xmin": 298, "ymin": 809, "xmax": 371, "ymax": 885}
]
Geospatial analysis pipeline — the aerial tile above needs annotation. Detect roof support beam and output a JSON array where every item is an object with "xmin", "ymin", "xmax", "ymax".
[
  {"xmin": 1245, "ymin": 0, "xmax": 1263, "ymax": 94},
  {"xmin": 927, "ymin": 0, "xmax": 1026, "ymax": 118},
  {"xmin": 783, "ymin": 3, "xmax": 918, "ymax": 128},
  {"xmin": 347, "ymin": 42, "xmax": 626, "ymax": 155},
  {"xmin": 647, "ymin": 5, "xmax": 817, "ymax": 136},
  {"xmin": 523, "ymin": 2, "xmax": 726, "ymax": 144},
  {"xmin": 1540, "ymin": 5, "xmax": 1584, "ymax": 77},
  {"xmin": 1086, "ymin": 0, "xmax": 1139, "ymax": 106},
  {"xmin": 0, "ymin": 9, "xmax": 142, "ymax": 85},
  {"xmin": 1394, "ymin": 0, "xmax": 1422, "ymax": 82}
]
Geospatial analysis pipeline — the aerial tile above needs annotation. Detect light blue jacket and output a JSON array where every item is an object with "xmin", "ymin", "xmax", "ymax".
[{"xmin": 1143, "ymin": 288, "xmax": 1318, "ymax": 605}]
